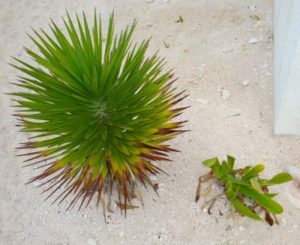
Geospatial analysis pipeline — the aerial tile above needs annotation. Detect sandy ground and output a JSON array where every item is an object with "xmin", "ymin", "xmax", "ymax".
[{"xmin": 1, "ymin": 0, "xmax": 300, "ymax": 244}]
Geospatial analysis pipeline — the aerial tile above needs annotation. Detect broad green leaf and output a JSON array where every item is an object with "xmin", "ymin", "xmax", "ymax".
[
  {"xmin": 221, "ymin": 161, "xmax": 228, "ymax": 173},
  {"xmin": 262, "ymin": 173, "xmax": 292, "ymax": 186},
  {"xmin": 231, "ymin": 198, "xmax": 262, "ymax": 220},
  {"xmin": 239, "ymin": 186, "xmax": 283, "ymax": 214},
  {"xmin": 243, "ymin": 164, "xmax": 265, "ymax": 180},
  {"xmin": 227, "ymin": 155, "xmax": 235, "ymax": 170},
  {"xmin": 224, "ymin": 176, "xmax": 248, "ymax": 186},
  {"xmin": 202, "ymin": 157, "xmax": 218, "ymax": 168},
  {"xmin": 226, "ymin": 184, "xmax": 239, "ymax": 200},
  {"xmin": 265, "ymin": 193, "xmax": 278, "ymax": 198},
  {"xmin": 250, "ymin": 178, "xmax": 262, "ymax": 192}
]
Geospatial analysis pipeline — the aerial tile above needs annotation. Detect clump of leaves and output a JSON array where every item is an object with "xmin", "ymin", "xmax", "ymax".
[
  {"xmin": 11, "ymin": 11, "xmax": 187, "ymax": 214},
  {"xmin": 195, "ymin": 156, "xmax": 292, "ymax": 225}
]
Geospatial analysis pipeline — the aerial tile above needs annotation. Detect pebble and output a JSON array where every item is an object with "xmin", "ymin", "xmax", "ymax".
[
  {"xmin": 288, "ymin": 166, "xmax": 300, "ymax": 182},
  {"xmin": 87, "ymin": 238, "xmax": 97, "ymax": 245},
  {"xmin": 241, "ymin": 80, "xmax": 249, "ymax": 87},
  {"xmin": 248, "ymin": 37, "xmax": 259, "ymax": 44},
  {"xmin": 33, "ymin": 181, "xmax": 39, "ymax": 187},
  {"xmin": 222, "ymin": 48, "xmax": 234, "ymax": 54},
  {"xmin": 146, "ymin": 23, "xmax": 153, "ymax": 27},
  {"xmin": 238, "ymin": 226, "xmax": 245, "ymax": 231},
  {"xmin": 189, "ymin": 79, "xmax": 199, "ymax": 85},
  {"xmin": 220, "ymin": 89, "xmax": 230, "ymax": 100},
  {"xmin": 150, "ymin": 175, "xmax": 158, "ymax": 181},
  {"xmin": 196, "ymin": 98, "xmax": 208, "ymax": 104},
  {"xmin": 284, "ymin": 166, "xmax": 300, "ymax": 209},
  {"xmin": 282, "ymin": 218, "xmax": 287, "ymax": 225},
  {"xmin": 108, "ymin": 201, "xmax": 117, "ymax": 212},
  {"xmin": 260, "ymin": 63, "xmax": 269, "ymax": 69},
  {"xmin": 248, "ymin": 5, "xmax": 257, "ymax": 10}
]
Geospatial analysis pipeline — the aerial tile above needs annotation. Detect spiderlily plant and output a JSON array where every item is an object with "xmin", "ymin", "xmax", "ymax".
[{"xmin": 196, "ymin": 156, "xmax": 292, "ymax": 225}]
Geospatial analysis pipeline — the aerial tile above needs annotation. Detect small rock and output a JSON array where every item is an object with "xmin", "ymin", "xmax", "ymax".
[
  {"xmin": 150, "ymin": 175, "xmax": 158, "ymax": 181},
  {"xmin": 282, "ymin": 218, "xmax": 287, "ymax": 225},
  {"xmin": 32, "ymin": 181, "xmax": 39, "ymax": 187},
  {"xmin": 107, "ymin": 200, "xmax": 117, "ymax": 213},
  {"xmin": 248, "ymin": 5, "xmax": 257, "ymax": 10},
  {"xmin": 241, "ymin": 80, "xmax": 249, "ymax": 87},
  {"xmin": 248, "ymin": 37, "xmax": 259, "ymax": 44},
  {"xmin": 288, "ymin": 166, "xmax": 300, "ymax": 182},
  {"xmin": 222, "ymin": 48, "xmax": 234, "ymax": 54},
  {"xmin": 220, "ymin": 89, "xmax": 230, "ymax": 100},
  {"xmin": 238, "ymin": 226, "xmax": 245, "ymax": 231},
  {"xmin": 188, "ymin": 79, "xmax": 198, "ymax": 85},
  {"xmin": 260, "ymin": 63, "xmax": 269, "ymax": 69},
  {"xmin": 249, "ymin": 15, "xmax": 260, "ymax": 21},
  {"xmin": 196, "ymin": 98, "xmax": 208, "ymax": 104},
  {"xmin": 284, "ymin": 166, "xmax": 300, "ymax": 209},
  {"xmin": 87, "ymin": 238, "xmax": 97, "ymax": 245},
  {"xmin": 119, "ymin": 231, "xmax": 124, "ymax": 237},
  {"xmin": 254, "ymin": 21, "xmax": 263, "ymax": 29}
]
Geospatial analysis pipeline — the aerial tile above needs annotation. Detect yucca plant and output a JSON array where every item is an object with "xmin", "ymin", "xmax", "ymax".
[
  {"xmin": 196, "ymin": 156, "xmax": 292, "ymax": 225},
  {"xmin": 11, "ymin": 11, "xmax": 187, "ymax": 213}
]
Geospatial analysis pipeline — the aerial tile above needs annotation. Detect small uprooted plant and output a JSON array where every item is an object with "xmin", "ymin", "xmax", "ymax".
[
  {"xmin": 195, "ymin": 156, "xmax": 292, "ymax": 225},
  {"xmin": 11, "ymin": 11, "xmax": 187, "ymax": 214}
]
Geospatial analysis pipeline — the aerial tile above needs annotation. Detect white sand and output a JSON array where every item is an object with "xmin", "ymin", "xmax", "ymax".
[{"xmin": 1, "ymin": 0, "xmax": 300, "ymax": 244}]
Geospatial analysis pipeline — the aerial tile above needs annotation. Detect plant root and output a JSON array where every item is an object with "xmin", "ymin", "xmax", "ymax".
[
  {"xmin": 195, "ymin": 171, "xmax": 213, "ymax": 202},
  {"xmin": 201, "ymin": 192, "xmax": 225, "ymax": 214}
]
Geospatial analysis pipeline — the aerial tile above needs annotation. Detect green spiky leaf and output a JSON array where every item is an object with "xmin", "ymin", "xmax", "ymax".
[{"xmin": 11, "ymin": 11, "xmax": 187, "ymax": 212}]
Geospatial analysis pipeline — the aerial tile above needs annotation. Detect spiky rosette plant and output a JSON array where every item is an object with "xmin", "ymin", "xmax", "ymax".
[{"xmin": 11, "ymin": 11, "xmax": 187, "ymax": 212}]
